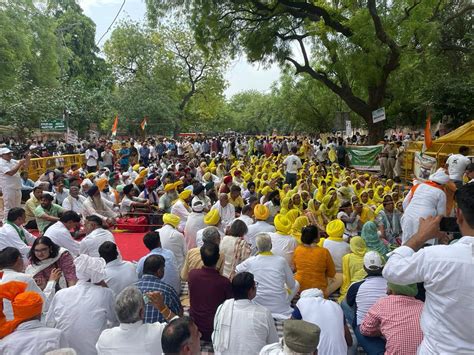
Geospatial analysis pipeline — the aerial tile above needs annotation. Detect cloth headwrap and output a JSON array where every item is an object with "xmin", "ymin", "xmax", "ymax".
[
  {"xmin": 74, "ymin": 254, "xmax": 106, "ymax": 283},
  {"xmin": 179, "ymin": 189, "xmax": 192, "ymax": 200},
  {"xmin": 326, "ymin": 219, "xmax": 345, "ymax": 241},
  {"xmin": 203, "ymin": 172, "xmax": 212, "ymax": 181},
  {"xmin": 163, "ymin": 213, "xmax": 181, "ymax": 228},
  {"xmin": 87, "ymin": 185, "xmax": 99, "ymax": 197},
  {"xmin": 96, "ymin": 178, "xmax": 107, "ymax": 191},
  {"xmin": 286, "ymin": 209, "xmax": 300, "ymax": 224},
  {"xmin": 204, "ymin": 209, "xmax": 220, "ymax": 225},
  {"xmin": 0, "ymin": 281, "xmax": 43, "ymax": 339},
  {"xmin": 388, "ymin": 283, "xmax": 418, "ymax": 297},
  {"xmin": 429, "ymin": 169, "xmax": 449, "ymax": 185},
  {"xmin": 361, "ymin": 221, "xmax": 390, "ymax": 257},
  {"xmin": 212, "ymin": 299, "xmax": 235, "ymax": 352},
  {"xmin": 349, "ymin": 236, "xmax": 367, "ymax": 257},
  {"xmin": 300, "ymin": 288, "xmax": 324, "ymax": 298},
  {"xmin": 164, "ymin": 183, "xmax": 175, "ymax": 192},
  {"xmin": 81, "ymin": 178, "xmax": 92, "ymax": 187},
  {"xmin": 194, "ymin": 184, "xmax": 205, "ymax": 195},
  {"xmin": 274, "ymin": 214, "xmax": 292, "ymax": 234},
  {"xmin": 145, "ymin": 179, "xmax": 157, "ymax": 188},
  {"xmin": 223, "ymin": 175, "xmax": 232, "ymax": 185},
  {"xmin": 205, "ymin": 181, "xmax": 214, "ymax": 191},
  {"xmin": 254, "ymin": 204, "xmax": 270, "ymax": 220},
  {"xmin": 173, "ymin": 181, "xmax": 183, "ymax": 189}
]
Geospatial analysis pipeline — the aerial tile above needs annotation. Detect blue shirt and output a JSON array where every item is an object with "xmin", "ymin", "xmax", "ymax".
[
  {"xmin": 136, "ymin": 248, "xmax": 180, "ymax": 294},
  {"xmin": 119, "ymin": 148, "xmax": 130, "ymax": 165},
  {"xmin": 135, "ymin": 274, "xmax": 182, "ymax": 323}
]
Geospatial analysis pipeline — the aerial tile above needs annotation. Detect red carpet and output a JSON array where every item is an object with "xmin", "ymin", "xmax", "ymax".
[{"xmin": 113, "ymin": 232, "xmax": 148, "ymax": 262}]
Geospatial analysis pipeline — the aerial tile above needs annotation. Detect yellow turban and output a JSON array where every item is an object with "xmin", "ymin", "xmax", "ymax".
[
  {"xmin": 164, "ymin": 183, "xmax": 175, "ymax": 192},
  {"xmin": 163, "ymin": 213, "xmax": 180, "ymax": 228},
  {"xmin": 96, "ymin": 178, "xmax": 107, "ymax": 191},
  {"xmin": 173, "ymin": 180, "xmax": 184, "ymax": 189},
  {"xmin": 139, "ymin": 168, "xmax": 149, "ymax": 178},
  {"xmin": 134, "ymin": 176, "xmax": 144, "ymax": 186},
  {"xmin": 261, "ymin": 186, "xmax": 272, "ymax": 196},
  {"xmin": 179, "ymin": 189, "xmax": 192, "ymax": 200},
  {"xmin": 326, "ymin": 219, "xmax": 345, "ymax": 240},
  {"xmin": 133, "ymin": 164, "xmax": 140, "ymax": 172},
  {"xmin": 204, "ymin": 209, "xmax": 220, "ymax": 225},
  {"xmin": 286, "ymin": 209, "xmax": 300, "ymax": 224},
  {"xmin": 203, "ymin": 172, "xmax": 211, "ymax": 181},
  {"xmin": 292, "ymin": 216, "xmax": 309, "ymax": 234},
  {"xmin": 210, "ymin": 167, "xmax": 217, "ymax": 173},
  {"xmin": 244, "ymin": 173, "xmax": 252, "ymax": 182},
  {"xmin": 254, "ymin": 204, "xmax": 270, "ymax": 220},
  {"xmin": 274, "ymin": 214, "xmax": 292, "ymax": 234},
  {"xmin": 86, "ymin": 172, "xmax": 95, "ymax": 180}
]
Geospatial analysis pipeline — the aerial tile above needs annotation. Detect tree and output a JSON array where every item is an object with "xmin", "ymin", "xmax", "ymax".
[{"xmin": 146, "ymin": 0, "xmax": 473, "ymax": 142}]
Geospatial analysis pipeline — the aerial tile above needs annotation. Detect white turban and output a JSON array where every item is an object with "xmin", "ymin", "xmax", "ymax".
[
  {"xmin": 80, "ymin": 178, "xmax": 93, "ymax": 187},
  {"xmin": 429, "ymin": 169, "xmax": 449, "ymax": 185},
  {"xmin": 300, "ymin": 288, "xmax": 324, "ymax": 298},
  {"xmin": 74, "ymin": 254, "xmax": 106, "ymax": 283}
]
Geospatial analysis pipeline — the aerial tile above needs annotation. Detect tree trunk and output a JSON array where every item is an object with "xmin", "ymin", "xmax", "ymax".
[{"xmin": 366, "ymin": 120, "xmax": 385, "ymax": 144}]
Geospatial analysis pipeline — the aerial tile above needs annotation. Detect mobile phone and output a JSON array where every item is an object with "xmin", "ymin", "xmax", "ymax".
[{"xmin": 439, "ymin": 217, "xmax": 460, "ymax": 233}]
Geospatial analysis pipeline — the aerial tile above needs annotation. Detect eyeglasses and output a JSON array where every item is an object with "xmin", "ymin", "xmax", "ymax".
[{"xmin": 34, "ymin": 247, "xmax": 49, "ymax": 254}]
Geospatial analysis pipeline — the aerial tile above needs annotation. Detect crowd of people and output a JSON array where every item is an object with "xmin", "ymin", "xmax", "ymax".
[{"xmin": 0, "ymin": 134, "xmax": 473, "ymax": 355}]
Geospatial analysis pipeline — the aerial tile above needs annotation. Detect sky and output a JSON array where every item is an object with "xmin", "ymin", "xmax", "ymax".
[{"xmin": 78, "ymin": 0, "xmax": 281, "ymax": 98}]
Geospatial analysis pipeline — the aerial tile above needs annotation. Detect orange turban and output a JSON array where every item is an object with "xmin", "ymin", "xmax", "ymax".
[
  {"xmin": 0, "ymin": 281, "xmax": 43, "ymax": 339},
  {"xmin": 96, "ymin": 178, "xmax": 108, "ymax": 192}
]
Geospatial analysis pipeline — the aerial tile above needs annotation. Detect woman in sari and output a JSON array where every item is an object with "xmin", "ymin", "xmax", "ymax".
[
  {"xmin": 338, "ymin": 236, "xmax": 367, "ymax": 303},
  {"xmin": 219, "ymin": 219, "xmax": 251, "ymax": 279},
  {"xmin": 314, "ymin": 180, "xmax": 328, "ymax": 203},
  {"xmin": 280, "ymin": 196, "xmax": 293, "ymax": 215},
  {"xmin": 305, "ymin": 199, "xmax": 327, "ymax": 232},
  {"xmin": 26, "ymin": 236, "xmax": 77, "ymax": 290},
  {"xmin": 320, "ymin": 189, "xmax": 339, "ymax": 221},
  {"xmin": 375, "ymin": 195, "xmax": 402, "ymax": 245},
  {"xmin": 361, "ymin": 221, "xmax": 390, "ymax": 260}
]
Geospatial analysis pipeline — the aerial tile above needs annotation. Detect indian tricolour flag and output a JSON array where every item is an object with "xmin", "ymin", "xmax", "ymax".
[
  {"xmin": 140, "ymin": 117, "xmax": 148, "ymax": 131},
  {"xmin": 111, "ymin": 115, "xmax": 119, "ymax": 137}
]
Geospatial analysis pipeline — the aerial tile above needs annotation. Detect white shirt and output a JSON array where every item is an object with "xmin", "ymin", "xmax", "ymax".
[
  {"xmin": 0, "ymin": 319, "xmax": 67, "ymax": 355},
  {"xmin": 0, "ymin": 223, "xmax": 36, "ymax": 259},
  {"xmin": 0, "ymin": 158, "xmax": 21, "ymax": 189},
  {"xmin": 62, "ymin": 195, "xmax": 87, "ymax": 215},
  {"xmin": 213, "ymin": 299, "xmax": 279, "ymax": 355},
  {"xmin": 184, "ymin": 212, "xmax": 206, "ymax": 250},
  {"xmin": 170, "ymin": 199, "xmax": 191, "ymax": 232},
  {"xmin": 46, "ymin": 281, "xmax": 118, "ymax": 355},
  {"xmin": 211, "ymin": 201, "xmax": 236, "ymax": 232},
  {"xmin": 268, "ymin": 232, "xmax": 298, "ymax": 270},
  {"xmin": 296, "ymin": 297, "xmax": 348, "ymax": 355},
  {"xmin": 219, "ymin": 236, "xmax": 241, "ymax": 278},
  {"xmin": 157, "ymin": 224, "xmax": 186, "ymax": 272},
  {"xmin": 245, "ymin": 221, "xmax": 276, "ymax": 250},
  {"xmin": 44, "ymin": 221, "xmax": 81, "ymax": 257},
  {"xmin": 1, "ymin": 269, "xmax": 55, "ymax": 320},
  {"xmin": 80, "ymin": 228, "xmax": 116, "ymax": 258},
  {"xmin": 235, "ymin": 214, "xmax": 254, "ymax": 226},
  {"xmin": 383, "ymin": 237, "xmax": 474, "ymax": 354},
  {"xmin": 355, "ymin": 276, "xmax": 388, "ymax": 325},
  {"xmin": 323, "ymin": 239, "xmax": 351, "ymax": 272},
  {"xmin": 282, "ymin": 154, "xmax": 302, "ymax": 174},
  {"xmin": 96, "ymin": 320, "xmax": 167, "ymax": 355},
  {"xmin": 236, "ymin": 255, "xmax": 296, "ymax": 318},
  {"xmin": 446, "ymin": 154, "xmax": 470, "ymax": 181},
  {"xmin": 86, "ymin": 149, "xmax": 99, "ymax": 167},
  {"xmin": 104, "ymin": 259, "xmax": 138, "ymax": 297}
]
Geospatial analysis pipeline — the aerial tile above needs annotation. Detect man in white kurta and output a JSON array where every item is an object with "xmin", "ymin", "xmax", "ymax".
[
  {"xmin": 211, "ymin": 194, "xmax": 235, "ymax": 233},
  {"xmin": 0, "ymin": 208, "xmax": 36, "ymax": 259},
  {"xmin": 170, "ymin": 192, "xmax": 192, "ymax": 233},
  {"xmin": 158, "ymin": 214, "xmax": 187, "ymax": 272},
  {"xmin": 46, "ymin": 255, "xmax": 118, "ymax": 355},
  {"xmin": 0, "ymin": 148, "xmax": 29, "ymax": 219},
  {"xmin": 401, "ymin": 170, "xmax": 448, "ymax": 244},
  {"xmin": 212, "ymin": 272, "xmax": 278, "ymax": 355},
  {"xmin": 184, "ymin": 201, "xmax": 206, "ymax": 250},
  {"xmin": 44, "ymin": 212, "xmax": 81, "ymax": 257},
  {"xmin": 235, "ymin": 234, "xmax": 298, "ymax": 319},
  {"xmin": 62, "ymin": 186, "xmax": 87, "ymax": 215},
  {"xmin": 80, "ymin": 215, "xmax": 116, "ymax": 257},
  {"xmin": 245, "ymin": 205, "xmax": 275, "ymax": 252},
  {"xmin": 268, "ymin": 231, "xmax": 298, "ymax": 270}
]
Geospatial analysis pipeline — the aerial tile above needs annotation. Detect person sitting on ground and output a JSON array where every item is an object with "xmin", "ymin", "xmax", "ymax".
[
  {"xmin": 0, "ymin": 207, "xmax": 36, "ymax": 259},
  {"xmin": 0, "ymin": 281, "xmax": 67, "ymax": 353},
  {"xmin": 235, "ymin": 203, "xmax": 254, "ymax": 226},
  {"xmin": 183, "ymin": 200, "xmax": 206, "ymax": 250},
  {"xmin": 361, "ymin": 221, "xmax": 390, "ymax": 259},
  {"xmin": 135, "ymin": 255, "xmax": 182, "ymax": 324},
  {"xmin": 360, "ymin": 283, "xmax": 423, "ymax": 355},
  {"xmin": 293, "ymin": 225, "xmax": 336, "ymax": 295},
  {"xmin": 157, "ymin": 214, "xmax": 186, "ymax": 272},
  {"xmin": 188, "ymin": 242, "xmax": 233, "ymax": 341},
  {"xmin": 24, "ymin": 186, "xmax": 43, "ymax": 229},
  {"xmin": 268, "ymin": 214, "xmax": 298, "ymax": 270},
  {"xmin": 211, "ymin": 193, "xmax": 236, "ymax": 233},
  {"xmin": 96, "ymin": 287, "xmax": 178, "ymax": 354},
  {"xmin": 120, "ymin": 184, "xmax": 151, "ymax": 216},
  {"xmin": 259, "ymin": 319, "xmax": 320, "ymax": 355},
  {"xmin": 161, "ymin": 316, "xmax": 201, "ymax": 355},
  {"xmin": 79, "ymin": 215, "xmax": 116, "ymax": 258},
  {"xmin": 195, "ymin": 209, "xmax": 224, "ymax": 247},
  {"xmin": 0, "ymin": 247, "xmax": 60, "ymax": 320},
  {"xmin": 292, "ymin": 288, "xmax": 352, "ymax": 354},
  {"xmin": 99, "ymin": 241, "xmax": 137, "ymax": 296},
  {"xmin": 83, "ymin": 185, "xmax": 117, "ymax": 224},
  {"xmin": 220, "ymin": 219, "xmax": 251, "ymax": 279},
  {"xmin": 383, "ymin": 183, "xmax": 474, "ymax": 354},
  {"xmin": 26, "ymin": 236, "xmax": 77, "ymax": 290},
  {"xmin": 43, "ymin": 211, "xmax": 81, "ymax": 257},
  {"xmin": 245, "ymin": 204, "xmax": 275, "ymax": 252},
  {"xmin": 212, "ymin": 271, "xmax": 278, "ymax": 355},
  {"xmin": 180, "ymin": 226, "xmax": 224, "ymax": 281},
  {"xmin": 136, "ymin": 231, "xmax": 180, "ymax": 295},
  {"xmin": 171, "ymin": 189, "xmax": 192, "ymax": 233},
  {"xmin": 338, "ymin": 236, "xmax": 367, "ymax": 303},
  {"xmin": 34, "ymin": 193, "xmax": 65, "ymax": 234},
  {"xmin": 53, "ymin": 179, "xmax": 69, "ymax": 206},
  {"xmin": 236, "ymin": 233, "xmax": 298, "ymax": 320},
  {"xmin": 45, "ymin": 254, "xmax": 118, "ymax": 355},
  {"xmin": 61, "ymin": 186, "xmax": 87, "ymax": 216},
  {"xmin": 346, "ymin": 251, "xmax": 388, "ymax": 354}
]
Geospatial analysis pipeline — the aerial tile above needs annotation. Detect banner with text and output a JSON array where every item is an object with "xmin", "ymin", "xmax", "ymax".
[
  {"xmin": 347, "ymin": 145, "xmax": 383, "ymax": 171},
  {"xmin": 413, "ymin": 152, "xmax": 437, "ymax": 181}
]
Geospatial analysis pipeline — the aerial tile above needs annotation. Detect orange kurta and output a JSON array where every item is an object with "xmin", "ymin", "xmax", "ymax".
[{"xmin": 293, "ymin": 245, "xmax": 336, "ymax": 292}]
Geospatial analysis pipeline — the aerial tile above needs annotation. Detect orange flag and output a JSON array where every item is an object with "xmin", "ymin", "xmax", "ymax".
[
  {"xmin": 422, "ymin": 113, "xmax": 432, "ymax": 153},
  {"xmin": 111, "ymin": 115, "xmax": 118, "ymax": 137}
]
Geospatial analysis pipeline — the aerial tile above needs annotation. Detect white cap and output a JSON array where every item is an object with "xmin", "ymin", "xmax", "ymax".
[
  {"xmin": 364, "ymin": 251, "xmax": 384, "ymax": 270},
  {"xmin": 0, "ymin": 147, "xmax": 12, "ymax": 155},
  {"xmin": 191, "ymin": 200, "xmax": 204, "ymax": 212}
]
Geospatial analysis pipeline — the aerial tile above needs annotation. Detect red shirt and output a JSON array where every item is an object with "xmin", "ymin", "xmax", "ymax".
[
  {"xmin": 188, "ymin": 267, "xmax": 233, "ymax": 340},
  {"xmin": 360, "ymin": 295, "xmax": 424, "ymax": 355}
]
